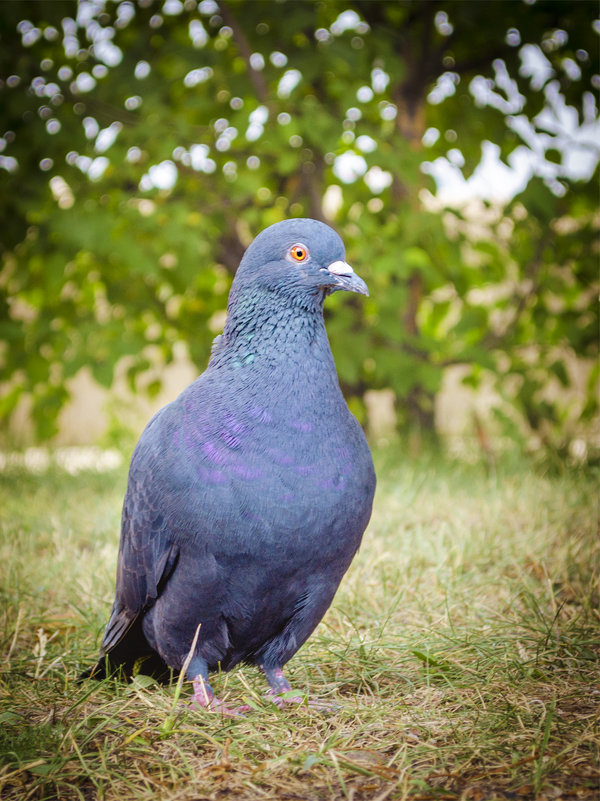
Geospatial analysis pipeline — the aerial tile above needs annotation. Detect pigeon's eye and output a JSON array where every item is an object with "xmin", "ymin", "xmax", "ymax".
[{"xmin": 288, "ymin": 244, "xmax": 308, "ymax": 262}]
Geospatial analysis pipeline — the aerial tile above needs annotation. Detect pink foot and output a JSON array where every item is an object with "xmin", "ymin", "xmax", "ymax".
[
  {"xmin": 189, "ymin": 676, "xmax": 250, "ymax": 717},
  {"xmin": 265, "ymin": 687, "xmax": 304, "ymax": 708},
  {"xmin": 264, "ymin": 689, "xmax": 335, "ymax": 711},
  {"xmin": 262, "ymin": 667, "xmax": 335, "ymax": 712},
  {"xmin": 188, "ymin": 696, "xmax": 251, "ymax": 717}
]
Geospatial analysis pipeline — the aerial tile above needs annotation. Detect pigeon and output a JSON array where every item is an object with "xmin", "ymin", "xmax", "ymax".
[{"xmin": 86, "ymin": 218, "xmax": 376, "ymax": 713}]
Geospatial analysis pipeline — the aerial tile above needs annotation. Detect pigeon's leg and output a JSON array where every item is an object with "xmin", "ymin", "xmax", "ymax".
[
  {"xmin": 187, "ymin": 657, "xmax": 250, "ymax": 717},
  {"xmin": 262, "ymin": 666, "xmax": 304, "ymax": 707},
  {"xmin": 190, "ymin": 673, "xmax": 216, "ymax": 708}
]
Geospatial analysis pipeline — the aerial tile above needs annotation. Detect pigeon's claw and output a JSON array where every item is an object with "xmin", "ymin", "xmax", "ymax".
[{"xmin": 263, "ymin": 687, "xmax": 336, "ymax": 713}]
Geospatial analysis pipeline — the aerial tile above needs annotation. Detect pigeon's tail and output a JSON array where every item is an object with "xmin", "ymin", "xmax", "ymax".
[
  {"xmin": 80, "ymin": 617, "xmax": 172, "ymax": 683},
  {"xmin": 101, "ymin": 600, "xmax": 138, "ymax": 654},
  {"xmin": 79, "ymin": 658, "xmax": 109, "ymax": 682}
]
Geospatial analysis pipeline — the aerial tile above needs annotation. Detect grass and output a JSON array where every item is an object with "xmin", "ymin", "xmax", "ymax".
[{"xmin": 0, "ymin": 444, "xmax": 598, "ymax": 800}]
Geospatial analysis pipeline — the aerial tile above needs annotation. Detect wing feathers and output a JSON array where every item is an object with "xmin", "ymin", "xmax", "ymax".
[{"xmin": 101, "ymin": 602, "xmax": 138, "ymax": 654}]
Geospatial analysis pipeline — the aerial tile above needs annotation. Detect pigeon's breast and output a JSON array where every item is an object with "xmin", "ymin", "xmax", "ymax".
[
  {"xmin": 225, "ymin": 410, "xmax": 371, "ymax": 553},
  {"xmin": 153, "ymin": 369, "xmax": 374, "ymax": 553}
]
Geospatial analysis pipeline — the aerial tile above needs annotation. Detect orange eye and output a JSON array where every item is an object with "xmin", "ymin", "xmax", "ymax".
[{"xmin": 289, "ymin": 244, "xmax": 308, "ymax": 262}]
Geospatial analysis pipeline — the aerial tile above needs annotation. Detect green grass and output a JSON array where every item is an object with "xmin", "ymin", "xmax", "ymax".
[{"xmin": 0, "ymin": 446, "xmax": 598, "ymax": 800}]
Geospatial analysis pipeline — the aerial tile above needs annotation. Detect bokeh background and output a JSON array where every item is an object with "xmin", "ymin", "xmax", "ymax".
[{"xmin": 1, "ymin": 0, "xmax": 598, "ymax": 461}]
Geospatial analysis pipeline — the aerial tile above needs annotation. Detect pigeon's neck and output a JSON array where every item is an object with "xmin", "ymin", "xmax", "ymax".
[{"xmin": 209, "ymin": 287, "xmax": 335, "ymax": 376}]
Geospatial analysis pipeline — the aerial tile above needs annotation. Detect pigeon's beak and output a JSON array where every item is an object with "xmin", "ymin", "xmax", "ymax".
[{"xmin": 323, "ymin": 261, "xmax": 369, "ymax": 297}]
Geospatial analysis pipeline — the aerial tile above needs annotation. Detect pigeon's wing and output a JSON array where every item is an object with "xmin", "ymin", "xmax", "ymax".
[{"xmin": 101, "ymin": 457, "xmax": 180, "ymax": 656}]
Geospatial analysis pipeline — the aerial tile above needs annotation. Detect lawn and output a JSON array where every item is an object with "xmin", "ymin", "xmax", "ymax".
[{"xmin": 0, "ymin": 446, "xmax": 598, "ymax": 800}]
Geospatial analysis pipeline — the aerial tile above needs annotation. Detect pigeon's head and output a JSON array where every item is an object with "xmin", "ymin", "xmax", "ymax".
[{"xmin": 234, "ymin": 218, "xmax": 368, "ymax": 303}]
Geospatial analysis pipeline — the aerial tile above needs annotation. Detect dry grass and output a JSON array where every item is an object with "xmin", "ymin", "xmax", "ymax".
[{"xmin": 0, "ymin": 446, "xmax": 598, "ymax": 800}]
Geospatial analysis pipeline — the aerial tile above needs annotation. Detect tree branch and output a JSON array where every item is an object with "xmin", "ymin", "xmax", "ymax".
[
  {"xmin": 478, "ymin": 225, "xmax": 552, "ymax": 351},
  {"xmin": 217, "ymin": 1, "xmax": 270, "ymax": 105}
]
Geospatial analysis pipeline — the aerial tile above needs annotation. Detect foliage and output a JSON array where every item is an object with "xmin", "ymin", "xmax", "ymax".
[{"xmin": 0, "ymin": 0, "xmax": 598, "ymax": 445}]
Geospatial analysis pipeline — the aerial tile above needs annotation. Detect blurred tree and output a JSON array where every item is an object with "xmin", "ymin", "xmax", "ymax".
[{"xmin": 0, "ymin": 0, "xmax": 598, "ymax": 449}]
